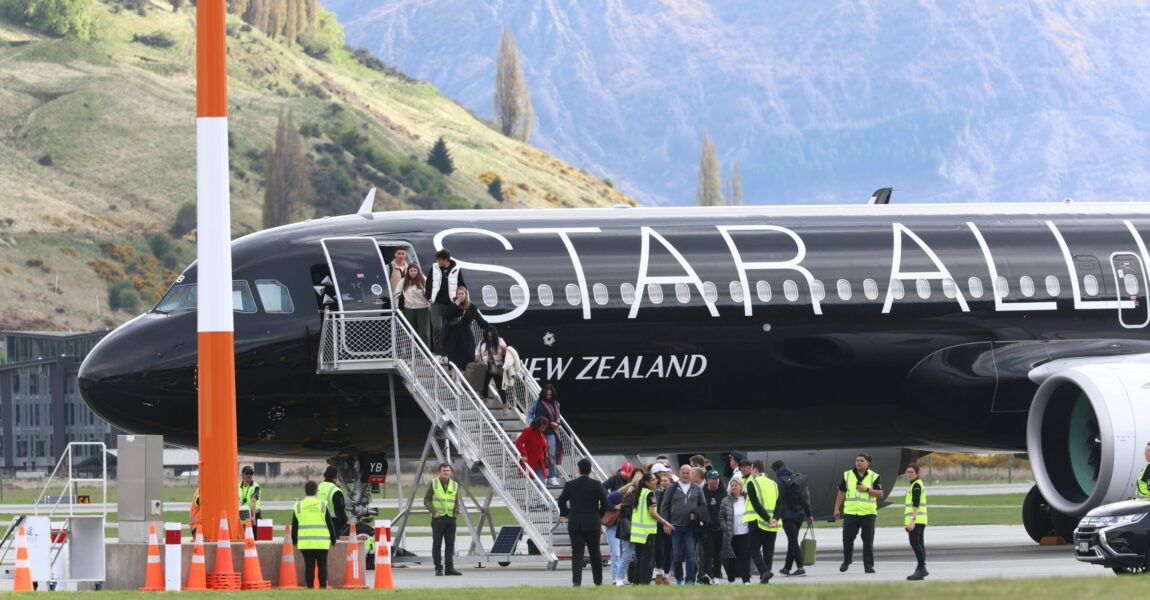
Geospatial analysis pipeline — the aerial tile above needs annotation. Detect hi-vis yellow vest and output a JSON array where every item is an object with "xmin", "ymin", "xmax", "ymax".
[
  {"xmin": 741, "ymin": 474, "xmax": 780, "ymax": 531},
  {"xmin": 431, "ymin": 479, "xmax": 459, "ymax": 517},
  {"xmin": 630, "ymin": 488, "xmax": 656, "ymax": 544},
  {"xmin": 293, "ymin": 497, "xmax": 330, "ymax": 550},
  {"xmin": 239, "ymin": 481, "xmax": 261, "ymax": 513},
  {"xmin": 904, "ymin": 479, "xmax": 928, "ymax": 526},
  {"xmin": 843, "ymin": 470, "xmax": 879, "ymax": 516},
  {"xmin": 1138, "ymin": 465, "xmax": 1150, "ymax": 499},
  {"xmin": 317, "ymin": 480, "xmax": 340, "ymax": 516}
]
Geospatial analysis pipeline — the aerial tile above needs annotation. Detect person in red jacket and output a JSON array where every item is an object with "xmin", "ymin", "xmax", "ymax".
[{"xmin": 516, "ymin": 416, "xmax": 550, "ymax": 480}]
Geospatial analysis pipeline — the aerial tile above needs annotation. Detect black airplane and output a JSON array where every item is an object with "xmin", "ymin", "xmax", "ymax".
[{"xmin": 79, "ymin": 198, "xmax": 1150, "ymax": 542}]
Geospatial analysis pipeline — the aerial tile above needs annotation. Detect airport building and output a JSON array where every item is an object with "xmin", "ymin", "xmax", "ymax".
[{"xmin": 0, "ymin": 330, "xmax": 119, "ymax": 473}]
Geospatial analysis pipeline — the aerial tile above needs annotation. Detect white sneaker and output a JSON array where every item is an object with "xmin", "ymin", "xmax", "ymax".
[{"xmin": 548, "ymin": 477, "xmax": 561, "ymax": 486}]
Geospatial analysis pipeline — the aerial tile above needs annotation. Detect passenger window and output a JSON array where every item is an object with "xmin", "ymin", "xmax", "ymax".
[
  {"xmin": 675, "ymin": 283, "xmax": 691, "ymax": 304},
  {"xmin": 565, "ymin": 284, "xmax": 581, "ymax": 306},
  {"xmin": 232, "ymin": 281, "xmax": 257, "ymax": 313},
  {"xmin": 783, "ymin": 280, "xmax": 799, "ymax": 302},
  {"xmin": 1124, "ymin": 273, "xmax": 1140, "ymax": 296},
  {"xmin": 968, "ymin": 277, "xmax": 984, "ymax": 299},
  {"xmin": 1083, "ymin": 274, "xmax": 1099, "ymax": 297},
  {"xmin": 1045, "ymin": 276, "xmax": 1060, "ymax": 297},
  {"xmin": 811, "ymin": 280, "xmax": 826, "ymax": 302},
  {"xmin": 994, "ymin": 276, "xmax": 1010, "ymax": 298},
  {"xmin": 481, "ymin": 285, "xmax": 498, "ymax": 307},
  {"xmin": 593, "ymin": 283, "xmax": 609, "ymax": 305},
  {"xmin": 890, "ymin": 279, "xmax": 905, "ymax": 300},
  {"xmin": 836, "ymin": 279, "xmax": 851, "ymax": 301},
  {"xmin": 702, "ymin": 281, "xmax": 718, "ymax": 303},
  {"xmin": 916, "ymin": 279, "xmax": 931, "ymax": 299},
  {"xmin": 863, "ymin": 279, "xmax": 879, "ymax": 300},
  {"xmin": 942, "ymin": 278, "xmax": 956, "ymax": 299},
  {"xmin": 728, "ymin": 281, "xmax": 744, "ymax": 303},
  {"xmin": 510, "ymin": 284, "xmax": 526, "ymax": 306},
  {"xmin": 647, "ymin": 284, "xmax": 664, "ymax": 304},
  {"xmin": 757, "ymin": 281, "xmax": 772, "ymax": 302},
  {"xmin": 620, "ymin": 283, "xmax": 635, "ymax": 305},
  {"xmin": 1019, "ymin": 276, "xmax": 1035, "ymax": 298},
  {"xmin": 254, "ymin": 280, "xmax": 294, "ymax": 313},
  {"xmin": 538, "ymin": 284, "xmax": 554, "ymax": 307}
]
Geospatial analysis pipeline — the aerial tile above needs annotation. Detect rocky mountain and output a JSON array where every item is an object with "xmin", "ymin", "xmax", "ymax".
[{"xmin": 328, "ymin": 0, "xmax": 1150, "ymax": 205}]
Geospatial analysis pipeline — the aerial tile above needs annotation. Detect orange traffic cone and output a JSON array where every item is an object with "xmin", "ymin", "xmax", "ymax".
[
  {"xmin": 183, "ymin": 532, "xmax": 209, "ymax": 591},
  {"xmin": 139, "ymin": 525, "xmax": 165, "ymax": 591},
  {"xmin": 240, "ymin": 519, "xmax": 271, "ymax": 590},
  {"xmin": 373, "ymin": 525, "xmax": 394, "ymax": 590},
  {"xmin": 276, "ymin": 525, "xmax": 301, "ymax": 589},
  {"xmin": 338, "ymin": 538, "xmax": 367, "ymax": 589},
  {"xmin": 13, "ymin": 526, "xmax": 33, "ymax": 592},
  {"xmin": 207, "ymin": 511, "xmax": 241, "ymax": 591}
]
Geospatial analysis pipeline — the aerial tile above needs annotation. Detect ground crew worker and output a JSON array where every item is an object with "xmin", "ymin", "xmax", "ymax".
[
  {"xmin": 423, "ymin": 463, "xmax": 462, "ymax": 576},
  {"xmin": 742, "ymin": 459, "xmax": 780, "ymax": 583},
  {"xmin": 292, "ymin": 481, "xmax": 337, "ymax": 589},
  {"xmin": 904, "ymin": 463, "xmax": 928, "ymax": 580},
  {"xmin": 630, "ymin": 471, "xmax": 674, "ymax": 585},
  {"xmin": 1137, "ymin": 442, "xmax": 1150, "ymax": 498},
  {"xmin": 834, "ymin": 453, "xmax": 883, "ymax": 574},
  {"xmin": 317, "ymin": 466, "xmax": 349, "ymax": 536},
  {"xmin": 239, "ymin": 465, "xmax": 262, "ymax": 523},
  {"xmin": 189, "ymin": 487, "xmax": 201, "ymax": 537}
]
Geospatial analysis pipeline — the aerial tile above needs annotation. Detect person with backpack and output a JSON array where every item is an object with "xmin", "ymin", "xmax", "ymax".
[{"xmin": 771, "ymin": 460, "xmax": 814, "ymax": 576}]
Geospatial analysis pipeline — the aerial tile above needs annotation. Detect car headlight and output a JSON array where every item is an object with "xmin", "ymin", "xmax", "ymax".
[{"xmin": 1081, "ymin": 513, "xmax": 1146, "ymax": 527}]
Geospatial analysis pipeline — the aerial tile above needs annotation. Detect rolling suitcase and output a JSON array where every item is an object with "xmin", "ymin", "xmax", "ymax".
[{"xmin": 801, "ymin": 522, "xmax": 817, "ymax": 566}]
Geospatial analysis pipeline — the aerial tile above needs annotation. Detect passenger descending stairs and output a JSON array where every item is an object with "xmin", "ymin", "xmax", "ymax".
[{"xmin": 317, "ymin": 309, "xmax": 607, "ymax": 565}]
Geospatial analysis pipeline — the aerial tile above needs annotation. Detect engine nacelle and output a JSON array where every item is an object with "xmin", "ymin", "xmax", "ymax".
[{"xmin": 1027, "ymin": 362, "xmax": 1150, "ymax": 516}]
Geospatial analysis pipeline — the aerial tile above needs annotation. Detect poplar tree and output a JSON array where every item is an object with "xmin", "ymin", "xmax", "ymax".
[
  {"xmin": 493, "ymin": 25, "xmax": 533, "ymax": 142},
  {"xmin": 264, "ymin": 109, "xmax": 314, "ymax": 229},
  {"xmin": 730, "ymin": 161, "xmax": 742, "ymax": 206},
  {"xmin": 696, "ymin": 131, "xmax": 724, "ymax": 207}
]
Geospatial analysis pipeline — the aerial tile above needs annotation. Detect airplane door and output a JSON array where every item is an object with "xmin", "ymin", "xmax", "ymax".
[
  {"xmin": 321, "ymin": 237, "xmax": 391, "ymax": 312},
  {"xmin": 1111, "ymin": 253, "xmax": 1149, "ymax": 328}
]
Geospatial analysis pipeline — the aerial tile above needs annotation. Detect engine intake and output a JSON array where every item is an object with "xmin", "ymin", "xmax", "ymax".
[{"xmin": 1027, "ymin": 362, "xmax": 1150, "ymax": 516}]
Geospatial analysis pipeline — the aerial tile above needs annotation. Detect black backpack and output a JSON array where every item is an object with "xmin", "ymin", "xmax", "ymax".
[{"xmin": 781, "ymin": 472, "xmax": 811, "ymax": 512}]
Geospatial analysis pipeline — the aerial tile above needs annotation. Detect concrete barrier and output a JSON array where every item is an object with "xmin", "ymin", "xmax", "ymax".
[{"xmin": 104, "ymin": 540, "xmax": 365, "ymax": 591}]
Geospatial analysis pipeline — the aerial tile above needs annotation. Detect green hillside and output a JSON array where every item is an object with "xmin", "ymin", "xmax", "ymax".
[{"xmin": 0, "ymin": 0, "xmax": 633, "ymax": 332}]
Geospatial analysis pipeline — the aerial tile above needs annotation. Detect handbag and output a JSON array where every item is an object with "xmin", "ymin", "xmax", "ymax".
[
  {"xmin": 801, "ymin": 521, "xmax": 817, "ymax": 566},
  {"xmin": 602, "ymin": 509, "xmax": 620, "ymax": 528}
]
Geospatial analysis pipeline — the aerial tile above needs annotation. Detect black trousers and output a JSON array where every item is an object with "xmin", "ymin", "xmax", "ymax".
[
  {"xmin": 748, "ymin": 527, "xmax": 776, "ymax": 576},
  {"xmin": 782, "ymin": 517, "xmax": 803, "ymax": 570},
  {"xmin": 568, "ymin": 529, "xmax": 603, "ymax": 586},
  {"xmin": 483, "ymin": 371, "xmax": 504, "ymax": 402},
  {"xmin": 633, "ymin": 540, "xmax": 655, "ymax": 584},
  {"xmin": 907, "ymin": 524, "xmax": 926, "ymax": 568},
  {"xmin": 729, "ymin": 533, "xmax": 750, "ymax": 582},
  {"xmin": 301, "ymin": 549, "xmax": 328, "ymax": 588},
  {"xmin": 697, "ymin": 527, "xmax": 722, "ymax": 581},
  {"xmin": 655, "ymin": 529, "xmax": 671, "ymax": 573},
  {"xmin": 842, "ymin": 513, "xmax": 876, "ymax": 568},
  {"xmin": 431, "ymin": 516, "xmax": 457, "ymax": 570}
]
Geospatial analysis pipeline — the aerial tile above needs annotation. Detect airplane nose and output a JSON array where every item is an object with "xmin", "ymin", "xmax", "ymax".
[{"xmin": 79, "ymin": 313, "xmax": 199, "ymax": 445}]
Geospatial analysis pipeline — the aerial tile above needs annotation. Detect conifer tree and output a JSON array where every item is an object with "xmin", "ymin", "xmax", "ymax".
[
  {"xmin": 264, "ymin": 109, "xmax": 314, "ymax": 229},
  {"xmin": 696, "ymin": 131, "xmax": 723, "ymax": 206},
  {"xmin": 493, "ymin": 25, "xmax": 533, "ymax": 142},
  {"xmin": 427, "ymin": 137, "xmax": 455, "ymax": 175}
]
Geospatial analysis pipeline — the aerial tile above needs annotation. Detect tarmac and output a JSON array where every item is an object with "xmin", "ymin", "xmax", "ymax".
[{"xmin": 372, "ymin": 524, "xmax": 1105, "ymax": 588}]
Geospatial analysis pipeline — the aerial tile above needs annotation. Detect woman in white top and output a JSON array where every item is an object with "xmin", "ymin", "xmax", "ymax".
[
  {"xmin": 719, "ymin": 478, "xmax": 751, "ymax": 584},
  {"xmin": 399, "ymin": 264, "xmax": 432, "ymax": 348}
]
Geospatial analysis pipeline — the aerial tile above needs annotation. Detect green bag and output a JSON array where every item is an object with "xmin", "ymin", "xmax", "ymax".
[{"xmin": 801, "ymin": 522, "xmax": 817, "ymax": 566}]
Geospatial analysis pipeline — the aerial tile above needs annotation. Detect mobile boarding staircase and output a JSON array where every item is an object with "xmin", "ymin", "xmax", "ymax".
[{"xmin": 317, "ymin": 309, "xmax": 606, "ymax": 568}]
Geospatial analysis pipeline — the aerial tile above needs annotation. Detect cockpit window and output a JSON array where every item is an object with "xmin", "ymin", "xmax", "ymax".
[
  {"xmin": 255, "ymin": 279, "xmax": 294, "ymax": 313},
  {"xmin": 154, "ymin": 281, "xmax": 258, "ymax": 313}
]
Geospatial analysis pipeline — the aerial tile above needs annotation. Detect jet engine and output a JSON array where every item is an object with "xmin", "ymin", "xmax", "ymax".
[{"xmin": 1027, "ymin": 361, "xmax": 1150, "ymax": 517}]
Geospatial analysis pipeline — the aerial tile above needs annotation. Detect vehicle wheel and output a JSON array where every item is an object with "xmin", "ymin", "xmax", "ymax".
[
  {"xmin": 1050, "ymin": 510, "xmax": 1080, "ymax": 544},
  {"xmin": 498, "ymin": 562, "xmax": 510, "ymax": 567},
  {"xmin": 1022, "ymin": 485, "xmax": 1055, "ymax": 543}
]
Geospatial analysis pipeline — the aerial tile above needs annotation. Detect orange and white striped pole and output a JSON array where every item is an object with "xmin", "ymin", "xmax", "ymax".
[{"xmin": 196, "ymin": 0, "xmax": 240, "ymax": 541}]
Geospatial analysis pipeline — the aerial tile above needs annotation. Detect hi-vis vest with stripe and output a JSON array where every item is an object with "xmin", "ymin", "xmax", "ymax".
[
  {"xmin": 741, "ymin": 474, "xmax": 780, "ymax": 532},
  {"xmin": 843, "ymin": 470, "xmax": 879, "ymax": 516},
  {"xmin": 630, "ymin": 487, "xmax": 656, "ymax": 544},
  {"xmin": 1138, "ymin": 465, "xmax": 1150, "ymax": 499},
  {"xmin": 432, "ymin": 479, "xmax": 459, "ymax": 517},
  {"xmin": 240, "ymin": 482, "xmax": 261, "ymax": 513},
  {"xmin": 904, "ymin": 479, "xmax": 928, "ymax": 526},
  {"xmin": 293, "ymin": 497, "xmax": 330, "ymax": 550},
  {"xmin": 317, "ymin": 481, "xmax": 341, "ymax": 516}
]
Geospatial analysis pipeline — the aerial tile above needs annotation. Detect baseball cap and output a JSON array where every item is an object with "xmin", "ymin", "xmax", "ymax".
[
  {"xmin": 738, "ymin": 457, "xmax": 753, "ymax": 467},
  {"xmin": 729, "ymin": 450, "xmax": 747, "ymax": 463},
  {"xmin": 650, "ymin": 463, "xmax": 670, "ymax": 474},
  {"xmin": 705, "ymin": 469, "xmax": 720, "ymax": 479},
  {"xmin": 619, "ymin": 462, "xmax": 634, "ymax": 477},
  {"xmin": 241, "ymin": 465, "xmax": 254, "ymax": 475}
]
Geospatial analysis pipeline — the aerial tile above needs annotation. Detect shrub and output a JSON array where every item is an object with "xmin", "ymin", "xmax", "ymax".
[
  {"xmin": 59, "ymin": 247, "xmax": 76, "ymax": 257},
  {"xmin": 132, "ymin": 32, "xmax": 176, "ymax": 48},
  {"xmin": 26, "ymin": 258, "xmax": 43, "ymax": 268},
  {"xmin": 603, "ymin": 177, "xmax": 614, "ymax": 188},
  {"xmin": 148, "ymin": 233, "xmax": 174, "ymax": 261},
  {"xmin": 171, "ymin": 202, "xmax": 196, "ymax": 238},
  {"xmin": 108, "ymin": 280, "xmax": 141, "ymax": 312},
  {"xmin": 38, "ymin": 154, "xmax": 53, "ymax": 166},
  {"xmin": 487, "ymin": 177, "xmax": 504, "ymax": 202},
  {"xmin": 426, "ymin": 137, "xmax": 455, "ymax": 175}
]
